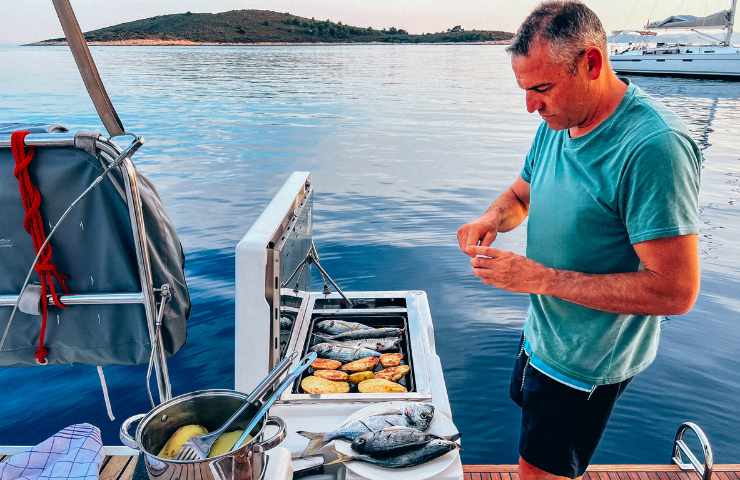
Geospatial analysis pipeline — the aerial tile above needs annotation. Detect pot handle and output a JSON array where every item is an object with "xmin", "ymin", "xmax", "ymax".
[
  {"xmin": 119, "ymin": 413, "xmax": 145, "ymax": 450},
  {"xmin": 256, "ymin": 416, "xmax": 286, "ymax": 452}
]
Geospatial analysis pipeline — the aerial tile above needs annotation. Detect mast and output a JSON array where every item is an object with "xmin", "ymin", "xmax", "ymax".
[{"xmin": 726, "ymin": 0, "xmax": 737, "ymax": 46}]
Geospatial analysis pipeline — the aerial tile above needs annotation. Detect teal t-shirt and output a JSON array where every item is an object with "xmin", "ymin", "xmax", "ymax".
[{"xmin": 520, "ymin": 80, "xmax": 702, "ymax": 385}]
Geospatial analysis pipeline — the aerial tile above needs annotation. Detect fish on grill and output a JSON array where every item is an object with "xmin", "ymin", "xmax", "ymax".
[
  {"xmin": 321, "ymin": 327, "xmax": 403, "ymax": 342},
  {"xmin": 310, "ymin": 343, "xmax": 381, "ymax": 363},
  {"xmin": 322, "ymin": 337, "xmax": 401, "ymax": 352},
  {"xmin": 315, "ymin": 320, "xmax": 373, "ymax": 335}
]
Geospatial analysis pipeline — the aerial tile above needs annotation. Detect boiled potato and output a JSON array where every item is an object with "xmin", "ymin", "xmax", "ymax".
[
  {"xmin": 158, "ymin": 424, "xmax": 208, "ymax": 459},
  {"xmin": 314, "ymin": 369, "xmax": 349, "ymax": 382},
  {"xmin": 340, "ymin": 356, "xmax": 379, "ymax": 372},
  {"xmin": 208, "ymin": 430, "xmax": 247, "ymax": 458},
  {"xmin": 375, "ymin": 365, "xmax": 411, "ymax": 382},
  {"xmin": 358, "ymin": 378, "xmax": 407, "ymax": 393},
  {"xmin": 348, "ymin": 371, "xmax": 375, "ymax": 384},
  {"xmin": 301, "ymin": 375, "xmax": 350, "ymax": 394}
]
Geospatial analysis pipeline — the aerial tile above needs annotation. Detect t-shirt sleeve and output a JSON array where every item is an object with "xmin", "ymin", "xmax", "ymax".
[
  {"xmin": 521, "ymin": 122, "xmax": 547, "ymax": 183},
  {"xmin": 618, "ymin": 129, "xmax": 702, "ymax": 244}
]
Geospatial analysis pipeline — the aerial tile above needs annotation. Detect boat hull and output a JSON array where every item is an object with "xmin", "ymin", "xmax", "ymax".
[{"xmin": 610, "ymin": 50, "xmax": 740, "ymax": 79}]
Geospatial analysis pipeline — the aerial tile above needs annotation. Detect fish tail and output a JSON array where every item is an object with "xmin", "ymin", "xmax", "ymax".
[
  {"xmin": 297, "ymin": 431, "xmax": 329, "ymax": 455},
  {"xmin": 326, "ymin": 449, "xmax": 354, "ymax": 466}
]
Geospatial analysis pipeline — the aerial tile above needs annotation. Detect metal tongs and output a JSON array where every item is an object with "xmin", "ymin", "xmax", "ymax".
[{"xmin": 176, "ymin": 351, "xmax": 300, "ymax": 460}]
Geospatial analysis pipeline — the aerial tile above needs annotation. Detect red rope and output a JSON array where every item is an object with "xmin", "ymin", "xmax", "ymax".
[{"xmin": 10, "ymin": 130, "xmax": 69, "ymax": 364}]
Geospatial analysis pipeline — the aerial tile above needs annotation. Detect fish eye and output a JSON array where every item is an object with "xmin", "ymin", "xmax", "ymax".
[
  {"xmin": 422, "ymin": 412, "xmax": 430, "ymax": 418},
  {"xmin": 356, "ymin": 438, "xmax": 365, "ymax": 444}
]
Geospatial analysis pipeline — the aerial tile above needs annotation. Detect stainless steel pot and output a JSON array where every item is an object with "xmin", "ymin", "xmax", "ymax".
[{"xmin": 120, "ymin": 389, "xmax": 286, "ymax": 480}]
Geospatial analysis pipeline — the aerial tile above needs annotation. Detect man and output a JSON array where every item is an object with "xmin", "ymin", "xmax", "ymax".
[{"xmin": 457, "ymin": 2, "xmax": 701, "ymax": 479}]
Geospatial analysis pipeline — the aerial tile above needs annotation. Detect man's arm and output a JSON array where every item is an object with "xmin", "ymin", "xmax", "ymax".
[
  {"xmin": 457, "ymin": 176, "xmax": 531, "ymax": 253},
  {"xmin": 468, "ymin": 233, "xmax": 700, "ymax": 316}
]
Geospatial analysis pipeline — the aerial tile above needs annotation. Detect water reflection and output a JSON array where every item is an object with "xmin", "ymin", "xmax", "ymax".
[{"xmin": 0, "ymin": 45, "xmax": 738, "ymax": 463}]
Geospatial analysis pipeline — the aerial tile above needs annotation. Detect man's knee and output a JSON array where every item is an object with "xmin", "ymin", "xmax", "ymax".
[{"xmin": 518, "ymin": 456, "xmax": 581, "ymax": 480}]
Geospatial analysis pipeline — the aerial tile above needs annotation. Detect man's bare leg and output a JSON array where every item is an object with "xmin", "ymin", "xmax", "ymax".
[{"xmin": 518, "ymin": 457, "xmax": 582, "ymax": 480}]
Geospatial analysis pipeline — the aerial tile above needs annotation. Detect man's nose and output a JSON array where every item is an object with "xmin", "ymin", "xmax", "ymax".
[{"xmin": 525, "ymin": 91, "xmax": 543, "ymax": 114}]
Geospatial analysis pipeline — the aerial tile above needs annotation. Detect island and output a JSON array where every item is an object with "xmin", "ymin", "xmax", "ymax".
[{"xmin": 30, "ymin": 9, "xmax": 513, "ymax": 46}]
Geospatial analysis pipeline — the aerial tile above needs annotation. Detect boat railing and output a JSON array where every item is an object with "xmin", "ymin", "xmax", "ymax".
[{"xmin": 672, "ymin": 422, "xmax": 714, "ymax": 480}]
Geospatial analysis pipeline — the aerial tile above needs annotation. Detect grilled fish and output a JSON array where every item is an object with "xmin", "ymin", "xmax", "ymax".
[
  {"xmin": 322, "ymin": 337, "xmax": 401, "ymax": 353},
  {"xmin": 315, "ymin": 320, "xmax": 373, "ymax": 335},
  {"xmin": 310, "ymin": 343, "xmax": 381, "ymax": 363},
  {"xmin": 323, "ymin": 327, "xmax": 403, "ymax": 341},
  {"xmin": 298, "ymin": 403, "xmax": 435, "ymax": 455},
  {"xmin": 329, "ymin": 439, "xmax": 459, "ymax": 468},
  {"xmin": 351, "ymin": 426, "xmax": 461, "ymax": 456}
]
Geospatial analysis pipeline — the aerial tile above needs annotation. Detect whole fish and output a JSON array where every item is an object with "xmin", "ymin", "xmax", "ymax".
[
  {"xmin": 298, "ymin": 403, "xmax": 435, "ymax": 455},
  {"xmin": 323, "ymin": 337, "xmax": 401, "ymax": 353},
  {"xmin": 351, "ymin": 426, "xmax": 461, "ymax": 456},
  {"xmin": 323, "ymin": 327, "xmax": 404, "ymax": 341},
  {"xmin": 315, "ymin": 320, "xmax": 373, "ymax": 335},
  {"xmin": 310, "ymin": 343, "xmax": 381, "ymax": 363},
  {"xmin": 329, "ymin": 439, "xmax": 459, "ymax": 468}
]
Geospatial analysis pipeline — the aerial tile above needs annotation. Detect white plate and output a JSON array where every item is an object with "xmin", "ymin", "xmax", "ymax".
[{"xmin": 332, "ymin": 401, "xmax": 460, "ymax": 480}]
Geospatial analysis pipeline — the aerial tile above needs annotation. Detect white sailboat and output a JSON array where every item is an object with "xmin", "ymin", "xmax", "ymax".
[{"xmin": 609, "ymin": 0, "xmax": 740, "ymax": 78}]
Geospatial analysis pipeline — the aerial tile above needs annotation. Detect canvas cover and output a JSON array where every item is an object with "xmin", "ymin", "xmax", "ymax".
[
  {"xmin": 0, "ymin": 124, "xmax": 189, "ymax": 366},
  {"xmin": 646, "ymin": 10, "xmax": 731, "ymax": 29}
]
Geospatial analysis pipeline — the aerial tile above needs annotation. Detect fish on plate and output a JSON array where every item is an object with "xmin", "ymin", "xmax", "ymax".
[
  {"xmin": 298, "ymin": 403, "xmax": 434, "ymax": 455},
  {"xmin": 351, "ymin": 426, "xmax": 461, "ymax": 456},
  {"xmin": 329, "ymin": 439, "xmax": 459, "ymax": 468}
]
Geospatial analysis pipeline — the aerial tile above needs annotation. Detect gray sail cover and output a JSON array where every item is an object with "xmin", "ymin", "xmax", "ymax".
[
  {"xmin": 0, "ymin": 124, "xmax": 190, "ymax": 366},
  {"xmin": 646, "ymin": 10, "xmax": 730, "ymax": 29}
]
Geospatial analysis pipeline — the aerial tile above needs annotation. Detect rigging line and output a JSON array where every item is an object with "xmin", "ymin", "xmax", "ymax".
[{"xmin": 0, "ymin": 137, "xmax": 143, "ymax": 354}]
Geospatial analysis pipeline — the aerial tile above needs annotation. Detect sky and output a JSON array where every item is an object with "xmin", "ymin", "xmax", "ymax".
[{"xmin": 0, "ymin": 0, "xmax": 733, "ymax": 44}]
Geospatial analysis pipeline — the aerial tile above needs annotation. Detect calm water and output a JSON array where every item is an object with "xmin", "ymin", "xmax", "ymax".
[{"xmin": 1, "ymin": 44, "xmax": 739, "ymax": 464}]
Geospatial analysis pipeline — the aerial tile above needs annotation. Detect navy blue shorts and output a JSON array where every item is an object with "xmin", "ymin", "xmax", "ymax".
[{"xmin": 509, "ymin": 347, "xmax": 631, "ymax": 478}]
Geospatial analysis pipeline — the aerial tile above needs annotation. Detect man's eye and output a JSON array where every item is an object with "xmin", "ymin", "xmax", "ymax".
[{"xmin": 533, "ymin": 86, "xmax": 550, "ymax": 93}]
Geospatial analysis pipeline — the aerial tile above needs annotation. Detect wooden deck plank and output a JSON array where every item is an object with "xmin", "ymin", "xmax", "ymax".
[
  {"xmin": 118, "ymin": 456, "xmax": 139, "ymax": 480},
  {"xmin": 100, "ymin": 456, "xmax": 133, "ymax": 480},
  {"xmin": 461, "ymin": 465, "xmax": 739, "ymax": 480}
]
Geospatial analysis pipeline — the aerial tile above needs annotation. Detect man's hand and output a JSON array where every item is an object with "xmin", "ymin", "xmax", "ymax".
[
  {"xmin": 457, "ymin": 217, "xmax": 499, "ymax": 257},
  {"xmin": 467, "ymin": 245, "xmax": 550, "ymax": 294}
]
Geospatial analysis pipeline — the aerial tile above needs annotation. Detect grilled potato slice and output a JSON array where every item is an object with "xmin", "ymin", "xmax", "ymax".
[
  {"xmin": 380, "ymin": 353, "xmax": 404, "ymax": 368},
  {"xmin": 341, "ymin": 356, "xmax": 380, "ymax": 372},
  {"xmin": 348, "ymin": 371, "xmax": 375, "ymax": 384},
  {"xmin": 311, "ymin": 358, "xmax": 342, "ymax": 370},
  {"xmin": 301, "ymin": 375, "xmax": 350, "ymax": 394},
  {"xmin": 358, "ymin": 378, "xmax": 408, "ymax": 393},
  {"xmin": 375, "ymin": 365, "xmax": 411, "ymax": 382},
  {"xmin": 314, "ymin": 369, "xmax": 349, "ymax": 382}
]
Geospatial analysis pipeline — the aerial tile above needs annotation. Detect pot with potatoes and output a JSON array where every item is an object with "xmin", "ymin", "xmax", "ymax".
[{"xmin": 120, "ymin": 389, "xmax": 285, "ymax": 480}]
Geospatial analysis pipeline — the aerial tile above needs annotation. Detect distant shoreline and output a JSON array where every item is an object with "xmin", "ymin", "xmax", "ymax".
[{"xmin": 29, "ymin": 39, "xmax": 512, "ymax": 47}]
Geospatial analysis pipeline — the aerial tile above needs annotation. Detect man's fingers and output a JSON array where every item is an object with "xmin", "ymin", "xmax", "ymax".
[
  {"xmin": 470, "ymin": 245, "xmax": 505, "ymax": 258},
  {"xmin": 481, "ymin": 231, "xmax": 496, "ymax": 247}
]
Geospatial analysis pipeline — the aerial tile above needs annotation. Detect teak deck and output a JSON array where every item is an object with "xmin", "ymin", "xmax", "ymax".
[
  {"xmin": 2, "ymin": 455, "xmax": 737, "ymax": 480},
  {"xmin": 463, "ymin": 464, "xmax": 740, "ymax": 480}
]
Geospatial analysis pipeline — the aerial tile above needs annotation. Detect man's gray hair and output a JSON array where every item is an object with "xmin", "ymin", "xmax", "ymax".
[{"xmin": 507, "ymin": 1, "xmax": 607, "ymax": 73}]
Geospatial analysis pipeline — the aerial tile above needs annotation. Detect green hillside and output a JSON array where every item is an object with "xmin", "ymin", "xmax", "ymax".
[{"xmin": 34, "ymin": 9, "xmax": 512, "ymax": 44}]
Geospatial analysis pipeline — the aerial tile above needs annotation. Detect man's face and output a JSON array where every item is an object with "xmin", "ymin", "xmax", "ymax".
[{"xmin": 511, "ymin": 40, "xmax": 591, "ymax": 131}]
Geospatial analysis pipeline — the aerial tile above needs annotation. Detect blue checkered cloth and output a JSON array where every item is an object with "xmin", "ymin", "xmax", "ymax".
[{"xmin": 0, "ymin": 424, "xmax": 103, "ymax": 480}]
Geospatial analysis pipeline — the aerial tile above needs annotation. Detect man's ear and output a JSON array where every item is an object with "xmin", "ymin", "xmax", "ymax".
[{"xmin": 585, "ymin": 47, "xmax": 603, "ymax": 79}]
